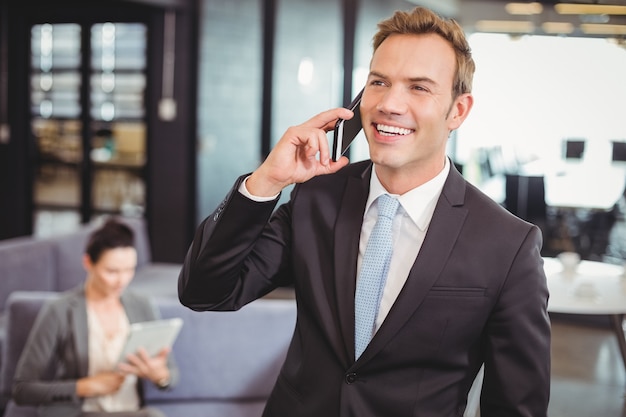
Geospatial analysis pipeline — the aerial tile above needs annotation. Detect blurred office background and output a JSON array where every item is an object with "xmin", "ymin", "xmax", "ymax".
[
  {"xmin": 1, "ymin": 1, "xmax": 626, "ymax": 416},
  {"xmin": 0, "ymin": 0, "xmax": 625, "ymax": 265}
]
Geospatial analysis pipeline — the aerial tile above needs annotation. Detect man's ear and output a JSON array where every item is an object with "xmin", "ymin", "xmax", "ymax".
[{"xmin": 448, "ymin": 93, "xmax": 474, "ymax": 131}]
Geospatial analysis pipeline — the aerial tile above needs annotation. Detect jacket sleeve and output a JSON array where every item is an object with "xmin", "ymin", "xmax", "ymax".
[
  {"xmin": 12, "ymin": 301, "xmax": 81, "ymax": 406},
  {"xmin": 178, "ymin": 174, "xmax": 293, "ymax": 311},
  {"xmin": 480, "ymin": 224, "xmax": 551, "ymax": 417}
]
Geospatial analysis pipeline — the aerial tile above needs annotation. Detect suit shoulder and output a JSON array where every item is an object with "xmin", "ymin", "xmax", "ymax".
[{"xmin": 464, "ymin": 180, "xmax": 536, "ymax": 231}]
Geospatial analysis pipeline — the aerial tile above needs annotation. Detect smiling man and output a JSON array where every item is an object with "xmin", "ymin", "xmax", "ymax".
[{"xmin": 179, "ymin": 6, "xmax": 551, "ymax": 417}]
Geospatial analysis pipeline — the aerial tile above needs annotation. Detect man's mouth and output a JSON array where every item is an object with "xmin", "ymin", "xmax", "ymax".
[{"xmin": 375, "ymin": 123, "xmax": 414, "ymax": 137}]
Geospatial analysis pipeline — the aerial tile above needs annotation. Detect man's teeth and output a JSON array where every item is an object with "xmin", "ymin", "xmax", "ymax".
[{"xmin": 376, "ymin": 124, "xmax": 413, "ymax": 136}]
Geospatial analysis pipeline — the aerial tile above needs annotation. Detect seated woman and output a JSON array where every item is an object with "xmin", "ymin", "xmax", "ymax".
[{"xmin": 12, "ymin": 218, "xmax": 178, "ymax": 417}]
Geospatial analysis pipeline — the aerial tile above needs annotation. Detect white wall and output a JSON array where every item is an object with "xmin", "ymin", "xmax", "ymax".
[{"xmin": 457, "ymin": 33, "xmax": 626, "ymax": 168}]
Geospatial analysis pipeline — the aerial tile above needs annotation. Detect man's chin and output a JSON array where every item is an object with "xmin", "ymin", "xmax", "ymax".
[{"xmin": 369, "ymin": 149, "xmax": 403, "ymax": 169}]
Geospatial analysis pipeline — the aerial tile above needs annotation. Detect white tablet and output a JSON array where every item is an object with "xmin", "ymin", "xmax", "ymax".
[{"xmin": 117, "ymin": 317, "xmax": 183, "ymax": 363}]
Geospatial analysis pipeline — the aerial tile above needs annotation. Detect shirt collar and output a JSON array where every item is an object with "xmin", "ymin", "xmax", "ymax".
[{"xmin": 366, "ymin": 157, "xmax": 450, "ymax": 231}]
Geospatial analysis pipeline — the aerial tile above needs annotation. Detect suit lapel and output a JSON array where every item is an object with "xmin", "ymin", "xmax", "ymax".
[
  {"xmin": 69, "ymin": 289, "xmax": 90, "ymax": 377},
  {"xmin": 334, "ymin": 164, "xmax": 371, "ymax": 363},
  {"xmin": 359, "ymin": 168, "xmax": 469, "ymax": 361}
]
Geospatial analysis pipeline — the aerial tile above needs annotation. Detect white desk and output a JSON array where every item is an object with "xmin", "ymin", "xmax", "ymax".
[
  {"xmin": 543, "ymin": 164, "xmax": 626, "ymax": 211},
  {"xmin": 479, "ymin": 163, "xmax": 626, "ymax": 211},
  {"xmin": 543, "ymin": 257, "xmax": 626, "ymax": 368}
]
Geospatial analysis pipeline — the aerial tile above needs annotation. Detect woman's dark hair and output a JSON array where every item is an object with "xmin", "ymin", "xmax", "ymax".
[{"xmin": 85, "ymin": 218, "xmax": 135, "ymax": 263}]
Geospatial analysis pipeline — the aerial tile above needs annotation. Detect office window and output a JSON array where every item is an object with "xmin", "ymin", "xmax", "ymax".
[
  {"xmin": 196, "ymin": 0, "xmax": 262, "ymax": 222},
  {"xmin": 31, "ymin": 23, "xmax": 82, "ymax": 218},
  {"xmin": 272, "ymin": 0, "xmax": 341, "ymax": 146},
  {"xmin": 30, "ymin": 21, "xmax": 148, "ymax": 236}
]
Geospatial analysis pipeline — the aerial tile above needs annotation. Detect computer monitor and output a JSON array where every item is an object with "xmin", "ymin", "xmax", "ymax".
[
  {"xmin": 611, "ymin": 141, "xmax": 626, "ymax": 162},
  {"xmin": 563, "ymin": 139, "xmax": 585, "ymax": 160}
]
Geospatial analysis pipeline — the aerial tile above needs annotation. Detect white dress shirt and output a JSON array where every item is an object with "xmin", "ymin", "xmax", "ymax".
[
  {"xmin": 361, "ymin": 159, "xmax": 449, "ymax": 332},
  {"xmin": 83, "ymin": 305, "xmax": 140, "ymax": 412}
]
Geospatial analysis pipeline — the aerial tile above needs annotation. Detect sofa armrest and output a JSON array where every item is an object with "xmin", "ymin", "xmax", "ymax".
[{"xmin": 0, "ymin": 291, "xmax": 59, "ymax": 402}]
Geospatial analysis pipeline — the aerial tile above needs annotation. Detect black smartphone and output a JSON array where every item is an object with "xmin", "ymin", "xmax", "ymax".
[{"xmin": 332, "ymin": 88, "xmax": 364, "ymax": 162}]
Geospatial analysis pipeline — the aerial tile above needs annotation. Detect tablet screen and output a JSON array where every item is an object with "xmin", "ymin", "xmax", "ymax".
[{"xmin": 117, "ymin": 317, "xmax": 183, "ymax": 363}]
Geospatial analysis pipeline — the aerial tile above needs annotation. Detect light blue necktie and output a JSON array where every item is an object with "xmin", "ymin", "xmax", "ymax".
[{"xmin": 354, "ymin": 194, "xmax": 399, "ymax": 359}]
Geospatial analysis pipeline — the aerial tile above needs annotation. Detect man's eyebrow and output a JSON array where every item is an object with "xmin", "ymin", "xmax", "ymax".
[
  {"xmin": 408, "ymin": 76, "xmax": 437, "ymax": 85},
  {"xmin": 368, "ymin": 71, "xmax": 387, "ymax": 79},
  {"xmin": 368, "ymin": 71, "xmax": 438, "ymax": 86}
]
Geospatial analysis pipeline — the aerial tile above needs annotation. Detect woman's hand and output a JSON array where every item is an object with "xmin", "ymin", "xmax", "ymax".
[
  {"xmin": 76, "ymin": 371, "xmax": 125, "ymax": 397},
  {"xmin": 246, "ymin": 107, "xmax": 353, "ymax": 197},
  {"xmin": 117, "ymin": 347, "xmax": 171, "ymax": 387}
]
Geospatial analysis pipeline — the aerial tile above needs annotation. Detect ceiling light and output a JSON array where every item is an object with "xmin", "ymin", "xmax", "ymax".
[
  {"xmin": 580, "ymin": 23, "xmax": 626, "ymax": 35},
  {"xmin": 475, "ymin": 20, "xmax": 535, "ymax": 33},
  {"xmin": 542, "ymin": 22, "xmax": 575, "ymax": 34},
  {"xmin": 506, "ymin": 2, "xmax": 543, "ymax": 15},
  {"xmin": 555, "ymin": 4, "xmax": 626, "ymax": 16}
]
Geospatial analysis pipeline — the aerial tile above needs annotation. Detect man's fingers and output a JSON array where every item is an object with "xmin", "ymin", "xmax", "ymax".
[{"xmin": 302, "ymin": 107, "xmax": 354, "ymax": 131}]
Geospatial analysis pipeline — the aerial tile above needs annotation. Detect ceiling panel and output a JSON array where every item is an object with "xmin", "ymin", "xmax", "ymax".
[{"xmin": 457, "ymin": 0, "xmax": 626, "ymax": 38}]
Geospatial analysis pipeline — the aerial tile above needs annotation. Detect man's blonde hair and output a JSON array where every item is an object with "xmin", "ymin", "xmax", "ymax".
[{"xmin": 373, "ymin": 6, "xmax": 475, "ymax": 99}]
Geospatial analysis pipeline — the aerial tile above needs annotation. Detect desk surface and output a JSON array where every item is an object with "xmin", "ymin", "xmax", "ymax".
[
  {"xmin": 543, "ymin": 257, "xmax": 626, "ymax": 315},
  {"xmin": 543, "ymin": 164, "xmax": 626, "ymax": 210},
  {"xmin": 479, "ymin": 163, "xmax": 626, "ymax": 211}
]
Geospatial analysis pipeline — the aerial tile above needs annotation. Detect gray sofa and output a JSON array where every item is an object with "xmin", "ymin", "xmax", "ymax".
[
  {"xmin": 0, "ymin": 216, "xmax": 183, "ymax": 410},
  {"xmin": 0, "ymin": 217, "xmax": 181, "ymax": 309},
  {"xmin": 0, "ymin": 291, "xmax": 297, "ymax": 417}
]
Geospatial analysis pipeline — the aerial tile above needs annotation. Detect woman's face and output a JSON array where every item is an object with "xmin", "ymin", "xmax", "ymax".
[{"xmin": 84, "ymin": 247, "xmax": 137, "ymax": 298}]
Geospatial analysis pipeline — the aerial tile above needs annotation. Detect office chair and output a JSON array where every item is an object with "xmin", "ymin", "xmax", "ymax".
[{"xmin": 504, "ymin": 174, "xmax": 547, "ymax": 222}]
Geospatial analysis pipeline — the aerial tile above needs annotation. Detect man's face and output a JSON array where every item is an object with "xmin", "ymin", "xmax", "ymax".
[{"xmin": 361, "ymin": 33, "xmax": 471, "ymax": 182}]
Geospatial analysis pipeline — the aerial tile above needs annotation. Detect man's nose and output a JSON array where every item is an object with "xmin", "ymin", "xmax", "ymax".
[{"xmin": 376, "ymin": 88, "xmax": 408, "ymax": 115}]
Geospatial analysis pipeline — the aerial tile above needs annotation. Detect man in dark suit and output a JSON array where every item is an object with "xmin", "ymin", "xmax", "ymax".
[{"xmin": 178, "ymin": 6, "xmax": 550, "ymax": 417}]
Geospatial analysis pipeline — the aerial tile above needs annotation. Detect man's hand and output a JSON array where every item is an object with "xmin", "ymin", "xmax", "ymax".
[
  {"xmin": 76, "ymin": 371, "xmax": 125, "ymax": 397},
  {"xmin": 246, "ymin": 107, "xmax": 353, "ymax": 197}
]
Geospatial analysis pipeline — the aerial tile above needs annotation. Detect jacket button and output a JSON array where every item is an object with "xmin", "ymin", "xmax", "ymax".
[{"xmin": 345, "ymin": 372, "xmax": 357, "ymax": 384}]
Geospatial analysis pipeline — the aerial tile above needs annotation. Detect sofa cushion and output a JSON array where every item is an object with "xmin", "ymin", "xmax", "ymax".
[
  {"xmin": 150, "ymin": 400, "xmax": 267, "ymax": 417},
  {"xmin": 0, "ymin": 239, "xmax": 57, "ymax": 311},
  {"xmin": 48, "ymin": 226, "xmax": 93, "ymax": 291},
  {"xmin": 119, "ymin": 217, "xmax": 152, "ymax": 269},
  {"xmin": 0, "ymin": 291, "xmax": 58, "ymax": 405},
  {"xmin": 128, "ymin": 263, "xmax": 181, "ymax": 299},
  {"xmin": 143, "ymin": 298, "xmax": 296, "ymax": 403},
  {"xmin": 50, "ymin": 217, "xmax": 152, "ymax": 291}
]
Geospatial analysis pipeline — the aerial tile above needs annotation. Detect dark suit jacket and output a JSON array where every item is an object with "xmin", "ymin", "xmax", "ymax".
[
  {"xmin": 12, "ymin": 287, "xmax": 179, "ymax": 417},
  {"xmin": 178, "ymin": 160, "xmax": 551, "ymax": 417}
]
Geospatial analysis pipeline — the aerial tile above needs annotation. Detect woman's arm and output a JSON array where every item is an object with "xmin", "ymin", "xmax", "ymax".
[{"xmin": 12, "ymin": 302, "xmax": 81, "ymax": 405}]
